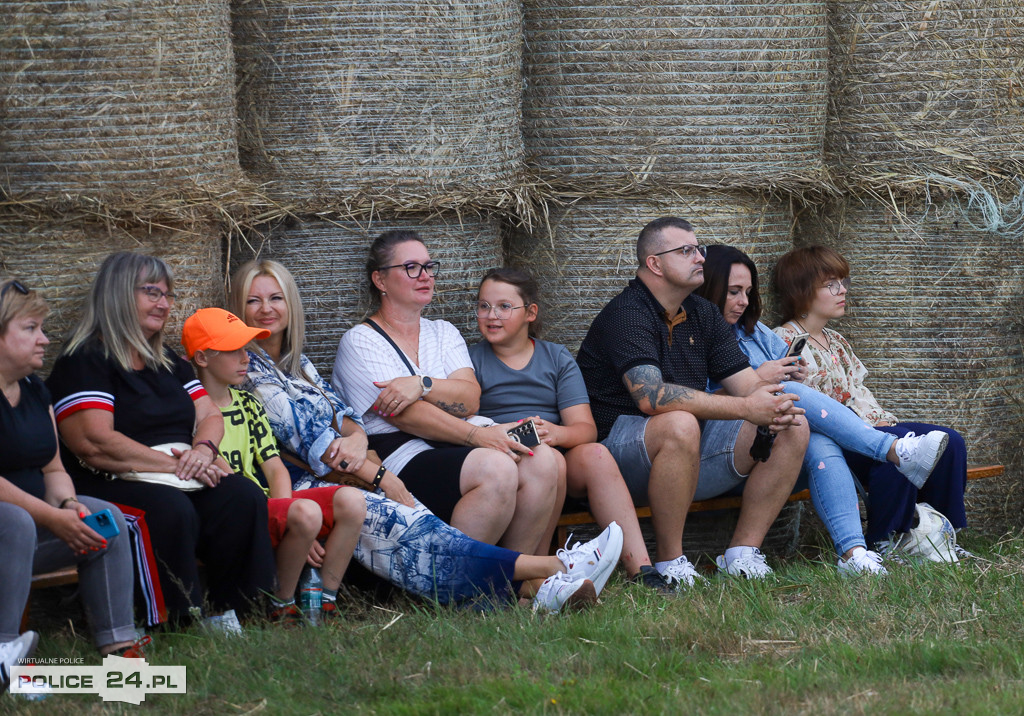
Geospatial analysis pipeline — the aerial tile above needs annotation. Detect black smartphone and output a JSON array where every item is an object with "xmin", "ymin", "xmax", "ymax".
[
  {"xmin": 785, "ymin": 333, "xmax": 809, "ymax": 358},
  {"xmin": 507, "ymin": 419, "xmax": 541, "ymax": 448},
  {"xmin": 83, "ymin": 509, "xmax": 120, "ymax": 540}
]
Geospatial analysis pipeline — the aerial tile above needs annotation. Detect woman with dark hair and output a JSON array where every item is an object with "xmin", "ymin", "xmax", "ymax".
[
  {"xmin": 1, "ymin": 278, "xmax": 141, "ymax": 673},
  {"xmin": 697, "ymin": 245, "xmax": 954, "ymax": 570},
  {"xmin": 231, "ymin": 258, "xmax": 620, "ymax": 613},
  {"xmin": 332, "ymin": 231, "xmax": 562, "ymax": 557},
  {"xmin": 770, "ymin": 245, "xmax": 968, "ymax": 561},
  {"xmin": 46, "ymin": 252, "xmax": 276, "ymax": 626}
]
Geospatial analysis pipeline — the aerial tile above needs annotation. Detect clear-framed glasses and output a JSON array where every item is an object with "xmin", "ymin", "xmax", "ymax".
[
  {"xmin": 824, "ymin": 277, "xmax": 851, "ymax": 296},
  {"xmin": 476, "ymin": 301, "xmax": 526, "ymax": 320},
  {"xmin": 652, "ymin": 244, "xmax": 707, "ymax": 260},
  {"xmin": 136, "ymin": 285, "xmax": 176, "ymax": 303},
  {"xmin": 378, "ymin": 261, "xmax": 441, "ymax": 279}
]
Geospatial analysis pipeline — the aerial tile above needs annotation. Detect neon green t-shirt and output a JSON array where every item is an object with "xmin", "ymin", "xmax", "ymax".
[{"xmin": 219, "ymin": 387, "xmax": 279, "ymax": 497}]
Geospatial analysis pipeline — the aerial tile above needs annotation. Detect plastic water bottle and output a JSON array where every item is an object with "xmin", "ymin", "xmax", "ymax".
[{"xmin": 298, "ymin": 566, "xmax": 322, "ymax": 626}]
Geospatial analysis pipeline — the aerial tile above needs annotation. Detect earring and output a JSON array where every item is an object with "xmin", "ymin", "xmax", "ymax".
[
  {"xmin": 382, "ymin": 291, "xmax": 387, "ymax": 297},
  {"xmin": 800, "ymin": 313, "xmax": 807, "ymax": 318}
]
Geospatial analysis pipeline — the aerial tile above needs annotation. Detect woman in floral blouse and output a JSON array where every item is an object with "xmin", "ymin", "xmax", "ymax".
[{"xmin": 772, "ymin": 246, "xmax": 968, "ymax": 557}]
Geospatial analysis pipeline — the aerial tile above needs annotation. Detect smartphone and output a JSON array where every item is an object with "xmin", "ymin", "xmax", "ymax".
[
  {"xmin": 785, "ymin": 333, "xmax": 809, "ymax": 359},
  {"xmin": 83, "ymin": 509, "xmax": 120, "ymax": 540},
  {"xmin": 507, "ymin": 419, "xmax": 541, "ymax": 449}
]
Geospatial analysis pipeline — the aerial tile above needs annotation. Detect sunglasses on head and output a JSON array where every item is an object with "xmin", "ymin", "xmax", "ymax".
[{"xmin": 0, "ymin": 280, "xmax": 29, "ymax": 300}]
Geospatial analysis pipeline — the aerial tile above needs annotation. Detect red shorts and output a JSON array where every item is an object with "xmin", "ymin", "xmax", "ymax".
[{"xmin": 266, "ymin": 486, "xmax": 344, "ymax": 548}]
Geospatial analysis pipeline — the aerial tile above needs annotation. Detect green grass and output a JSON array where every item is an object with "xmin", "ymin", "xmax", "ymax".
[{"xmin": 6, "ymin": 533, "xmax": 1024, "ymax": 715}]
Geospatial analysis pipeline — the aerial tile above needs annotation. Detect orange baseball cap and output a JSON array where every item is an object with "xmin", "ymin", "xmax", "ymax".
[{"xmin": 182, "ymin": 308, "xmax": 270, "ymax": 359}]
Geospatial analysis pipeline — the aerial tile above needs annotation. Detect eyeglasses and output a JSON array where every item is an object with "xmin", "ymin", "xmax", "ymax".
[
  {"xmin": 136, "ymin": 285, "xmax": 176, "ymax": 303},
  {"xmin": 653, "ymin": 244, "xmax": 707, "ymax": 260},
  {"xmin": 476, "ymin": 301, "xmax": 526, "ymax": 320},
  {"xmin": 823, "ymin": 277, "xmax": 851, "ymax": 296},
  {"xmin": 0, "ymin": 280, "xmax": 29, "ymax": 300},
  {"xmin": 378, "ymin": 261, "xmax": 441, "ymax": 279}
]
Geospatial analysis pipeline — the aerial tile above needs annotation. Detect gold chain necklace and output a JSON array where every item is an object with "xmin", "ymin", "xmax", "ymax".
[{"xmin": 378, "ymin": 314, "xmax": 420, "ymax": 364}]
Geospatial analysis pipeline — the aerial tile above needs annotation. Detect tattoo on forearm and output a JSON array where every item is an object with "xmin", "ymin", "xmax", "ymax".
[
  {"xmin": 624, "ymin": 365, "xmax": 694, "ymax": 409},
  {"xmin": 435, "ymin": 400, "xmax": 468, "ymax": 417}
]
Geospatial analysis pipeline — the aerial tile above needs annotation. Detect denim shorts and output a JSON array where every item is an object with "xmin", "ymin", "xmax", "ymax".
[{"xmin": 602, "ymin": 414, "xmax": 747, "ymax": 507}]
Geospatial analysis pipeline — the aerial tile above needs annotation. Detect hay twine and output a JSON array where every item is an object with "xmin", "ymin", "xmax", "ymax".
[
  {"xmin": 826, "ymin": 0, "xmax": 1024, "ymax": 189},
  {"xmin": 507, "ymin": 190, "xmax": 797, "ymax": 353},
  {"xmin": 793, "ymin": 188, "xmax": 1024, "ymax": 534},
  {"xmin": 522, "ymin": 0, "xmax": 831, "ymax": 197},
  {"xmin": 0, "ymin": 216, "xmax": 226, "ymax": 372},
  {"xmin": 229, "ymin": 211, "xmax": 504, "ymax": 372},
  {"xmin": 232, "ymin": 0, "xmax": 525, "ymax": 213},
  {"xmin": 0, "ymin": 1, "xmax": 244, "ymax": 208}
]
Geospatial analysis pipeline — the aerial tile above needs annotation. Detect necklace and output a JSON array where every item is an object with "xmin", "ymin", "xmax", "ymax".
[
  {"xmin": 793, "ymin": 320, "xmax": 839, "ymax": 365},
  {"xmin": 378, "ymin": 314, "xmax": 420, "ymax": 365}
]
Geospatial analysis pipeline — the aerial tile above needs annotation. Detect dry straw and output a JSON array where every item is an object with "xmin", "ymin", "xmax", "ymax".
[
  {"xmin": 827, "ymin": 0, "xmax": 1024, "ymax": 190},
  {"xmin": 232, "ymin": 0, "xmax": 524, "ymax": 213},
  {"xmin": 0, "ymin": 215, "xmax": 225, "ymax": 372},
  {"xmin": 229, "ymin": 211, "xmax": 504, "ymax": 372},
  {"xmin": 507, "ymin": 191, "xmax": 797, "ymax": 353},
  {"xmin": 793, "ymin": 185, "xmax": 1024, "ymax": 534},
  {"xmin": 522, "ymin": 0, "xmax": 831, "ymax": 196},
  {"xmin": 0, "ymin": 1, "xmax": 243, "ymax": 208}
]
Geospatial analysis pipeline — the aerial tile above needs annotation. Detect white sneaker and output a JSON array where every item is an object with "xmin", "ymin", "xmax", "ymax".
[
  {"xmin": 657, "ymin": 555, "xmax": 706, "ymax": 589},
  {"xmin": 894, "ymin": 431, "xmax": 949, "ymax": 489},
  {"xmin": 557, "ymin": 522, "xmax": 623, "ymax": 596},
  {"xmin": 1, "ymin": 631, "xmax": 39, "ymax": 693},
  {"xmin": 837, "ymin": 547, "xmax": 888, "ymax": 576},
  {"xmin": 715, "ymin": 547, "xmax": 774, "ymax": 579},
  {"xmin": 532, "ymin": 574, "xmax": 597, "ymax": 614}
]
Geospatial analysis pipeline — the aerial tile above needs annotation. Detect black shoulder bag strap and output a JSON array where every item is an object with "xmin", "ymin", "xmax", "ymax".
[{"xmin": 363, "ymin": 319, "xmax": 417, "ymax": 376}]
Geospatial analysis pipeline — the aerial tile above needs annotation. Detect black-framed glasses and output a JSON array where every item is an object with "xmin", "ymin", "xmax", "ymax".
[
  {"xmin": 476, "ymin": 301, "xmax": 526, "ymax": 320},
  {"xmin": 0, "ymin": 280, "xmax": 29, "ymax": 300},
  {"xmin": 824, "ymin": 277, "xmax": 851, "ymax": 296},
  {"xmin": 136, "ymin": 285, "xmax": 176, "ymax": 303},
  {"xmin": 378, "ymin": 261, "xmax": 441, "ymax": 279},
  {"xmin": 653, "ymin": 244, "xmax": 707, "ymax": 260}
]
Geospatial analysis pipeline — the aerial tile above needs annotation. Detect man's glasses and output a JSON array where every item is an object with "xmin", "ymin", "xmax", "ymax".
[
  {"xmin": 136, "ymin": 285, "xmax": 176, "ymax": 303},
  {"xmin": 476, "ymin": 302, "xmax": 526, "ymax": 320},
  {"xmin": 824, "ymin": 277, "xmax": 851, "ymax": 296},
  {"xmin": 0, "ymin": 280, "xmax": 29, "ymax": 300},
  {"xmin": 379, "ymin": 261, "xmax": 441, "ymax": 279},
  {"xmin": 653, "ymin": 244, "xmax": 707, "ymax": 259}
]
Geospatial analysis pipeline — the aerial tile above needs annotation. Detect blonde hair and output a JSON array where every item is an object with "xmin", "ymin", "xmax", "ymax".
[
  {"xmin": 0, "ymin": 279, "xmax": 50, "ymax": 336},
  {"xmin": 63, "ymin": 252, "xmax": 174, "ymax": 371},
  {"xmin": 229, "ymin": 259, "xmax": 309, "ymax": 380}
]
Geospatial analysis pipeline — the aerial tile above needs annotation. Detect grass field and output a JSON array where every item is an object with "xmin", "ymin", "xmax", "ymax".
[{"xmin": 5, "ymin": 531, "xmax": 1024, "ymax": 715}]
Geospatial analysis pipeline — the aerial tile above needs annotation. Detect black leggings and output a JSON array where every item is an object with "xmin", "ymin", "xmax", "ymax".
[{"xmin": 397, "ymin": 447, "xmax": 475, "ymax": 524}]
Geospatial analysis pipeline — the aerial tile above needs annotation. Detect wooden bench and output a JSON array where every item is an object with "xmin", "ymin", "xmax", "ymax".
[{"xmin": 554, "ymin": 464, "xmax": 1006, "ymax": 549}]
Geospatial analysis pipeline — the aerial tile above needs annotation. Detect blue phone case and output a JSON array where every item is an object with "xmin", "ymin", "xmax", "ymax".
[{"xmin": 83, "ymin": 509, "xmax": 120, "ymax": 540}]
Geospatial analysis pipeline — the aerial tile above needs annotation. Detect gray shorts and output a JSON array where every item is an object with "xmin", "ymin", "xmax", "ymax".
[{"xmin": 601, "ymin": 414, "xmax": 747, "ymax": 507}]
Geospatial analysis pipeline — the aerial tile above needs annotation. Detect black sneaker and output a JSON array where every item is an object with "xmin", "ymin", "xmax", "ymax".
[{"xmin": 629, "ymin": 565, "xmax": 677, "ymax": 595}]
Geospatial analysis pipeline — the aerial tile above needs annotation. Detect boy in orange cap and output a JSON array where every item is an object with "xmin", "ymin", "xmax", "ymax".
[{"xmin": 182, "ymin": 308, "xmax": 365, "ymax": 624}]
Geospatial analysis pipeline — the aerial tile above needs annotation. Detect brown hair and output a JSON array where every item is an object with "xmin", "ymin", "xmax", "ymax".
[
  {"xmin": 365, "ymin": 229, "xmax": 425, "ymax": 305},
  {"xmin": 772, "ymin": 245, "xmax": 850, "ymax": 323},
  {"xmin": 478, "ymin": 267, "xmax": 543, "ymax": 337},
  {"xmin": 695, "ymin": 244, "xmax": 761, "ymax": 335}
]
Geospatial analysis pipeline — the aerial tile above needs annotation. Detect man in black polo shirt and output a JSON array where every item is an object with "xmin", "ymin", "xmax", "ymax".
[{"xmin": 577, "ymin": 216, "xmax": 808, "ymax": 588}]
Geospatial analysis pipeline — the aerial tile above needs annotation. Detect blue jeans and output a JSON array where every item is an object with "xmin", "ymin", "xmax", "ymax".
[
  {"xmin": 785, "ymin": 381, "xmax": 896, "ymax": 462},
  {"xmin": 801, "ymin": 432, "xmax": 867, "ymax": 556}
]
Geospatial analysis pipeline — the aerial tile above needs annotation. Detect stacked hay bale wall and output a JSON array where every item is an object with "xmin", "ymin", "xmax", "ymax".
[
  {"xmin": 0, "ymin": 0, "xmax": 242, "ymax": 206},
  {"xmin": 232, "ymin": 0, "xmax": 524, "ymax": 212},
  {"xmin": 522, "ymin": 0, "xmax": 830, "ymax": 195},
  {"xmin": 230, "ymin": 213, "xmax": 504, "ymax": 372},
  {"xmin": 826, "ymin": 0, "xmax": 1024, "ymax": 188},
  {"xmin": 507, "ymin": 193, "xmax": 796, "ymax": 353},
  {"xmin": 0, "ymin": 216, "xmax": 225, "ymax": 367},
  {"xmin": 793, "ymin": 188, "xmax": 1024, "ymax": 534}
]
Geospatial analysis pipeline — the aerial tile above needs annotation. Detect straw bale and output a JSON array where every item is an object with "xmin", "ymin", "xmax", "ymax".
[
  {"xmin": 232, "ymin": 0, "xmax": 524, "ymax": 211},
  {"xmin": 229, "ymin": 212, "xmax": 504, "ymax": 372},
  {"xmin": 506, "ymin": 191, "xmax": 796, "ymax": 354},
  {"xmin": 522, "ymin": 0, "xmax": 830, "ymax": 195},
  {"xmin": 0, "ymin": 216, "xmax": 225, "ymax": 372},
  {"xmin": 0, "ymin": 1, "xmax": 242, "ymax": 205},
  {"xmin": 793, "ymin": 188, "xmax": 1024, "ymax": 534},
  {"xmin": 826, "ymin": 0, "xmax": 1024, "ymax": 188}
]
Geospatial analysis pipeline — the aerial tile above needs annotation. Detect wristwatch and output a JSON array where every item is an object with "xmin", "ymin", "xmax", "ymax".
[{"xmin": 419, "ymin": 375, "xmax": 433, "ymax": 397}]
